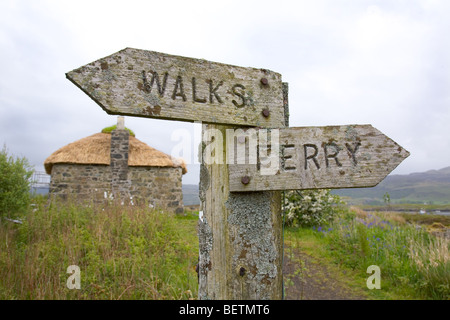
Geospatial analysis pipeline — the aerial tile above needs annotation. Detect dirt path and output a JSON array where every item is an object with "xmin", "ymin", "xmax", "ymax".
[{"xmin": 283, "ymin": 246, "xmax": 368, "ymax": 300}]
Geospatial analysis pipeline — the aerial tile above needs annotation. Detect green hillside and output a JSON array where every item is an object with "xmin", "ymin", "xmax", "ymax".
[{"xmin": 333, "ymin": 166, "xmax": 450, "ymax": 205}]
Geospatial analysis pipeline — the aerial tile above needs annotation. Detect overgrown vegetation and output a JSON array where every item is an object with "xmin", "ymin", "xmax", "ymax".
[
  {"xmin": 0, "ymin": 145, "xmax": 34, "ymax": 220},
  {"xmin": 0, "ymin": 198, "xmax": 199, "ymax": 299},
  {"xmin": 1, "ymin": 179, "xmax": 448, "ymax": 300},
  {"xmin": 101, "ymin": 125, "xmax": 136, "ymax": 137},
  {"xmin": 283, "ymin": 189, "xmax": 346, "ymax": 227},
  {"xmin": 284, "ymin": 191, "xmax": 450, "ymax": 300}
]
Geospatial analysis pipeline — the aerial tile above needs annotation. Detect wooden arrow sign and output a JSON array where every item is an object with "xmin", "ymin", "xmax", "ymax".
[
  {"xmin": 66, "ymin": 47, "xmax": 285, "ymax": 128},
  {"xmin": 228, "ymin": 124, "xmax": 410, "ymax": 192}
]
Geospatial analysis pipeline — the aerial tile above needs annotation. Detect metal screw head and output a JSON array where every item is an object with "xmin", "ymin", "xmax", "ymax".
[
  {"xmin": 239, "ymin": 267, "xmax": 246, "ymax": 277},
  {"xmin": 262, "ymin": 108, "xmax": 270, "ymax": 118},
  {"xmin": 260, "ymin": 78, "xmax": 268, "ymax": 85},
  {"xmin": 241, "ymin": 176, "xmax": 250, "ymax": 185}
]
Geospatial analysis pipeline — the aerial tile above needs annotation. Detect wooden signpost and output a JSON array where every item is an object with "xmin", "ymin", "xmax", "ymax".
[
  {"xmin": 228, "ymin": 124, "xmax": 410, "ymax": 192},
  {"xmin": 67, "ymin": 47, "xmax": 409, "ymax": 300},
  {"xmin": 66, "ymin": 47, "xmax": 286, "ymax": 128}
]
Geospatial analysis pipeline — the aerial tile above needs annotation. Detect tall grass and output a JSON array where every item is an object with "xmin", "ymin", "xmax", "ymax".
[
  {"xmin": 408, "ymin": 236, "xmax": 450, "ymax": 298},
  {"xmin": 0, "ymin": 199, "xmax": 199, "ymax": 299},
  {"xmin": 298, "ymin": 207, "xmax": 449, "ymax": 299}
]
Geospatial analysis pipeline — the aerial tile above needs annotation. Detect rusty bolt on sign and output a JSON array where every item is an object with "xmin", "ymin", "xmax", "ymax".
[
  {"xmin": 241, "ymin": 176, "xmax": 250, "ymax": 185},
  {"xmin": 262, "ymin": 108, "xmax": 270, "ymax": 117},
  {"xmin": 260, "ymin": 78, "xmax": 269, "ymax": 85}
]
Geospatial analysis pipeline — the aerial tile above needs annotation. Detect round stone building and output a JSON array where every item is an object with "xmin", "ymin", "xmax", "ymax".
[{"xmin": 44, "ymin": 118, "xmax": 186, "ymax": 213}]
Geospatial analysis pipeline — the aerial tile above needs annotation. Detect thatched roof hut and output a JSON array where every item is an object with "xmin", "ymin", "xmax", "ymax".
[
  {"xmin": 44, "ymin": 120, "xmax": 186, "ymax": 212},
  {"xmin": 44, "ymin": 132, "xmax": 187, "ymax": 175}
]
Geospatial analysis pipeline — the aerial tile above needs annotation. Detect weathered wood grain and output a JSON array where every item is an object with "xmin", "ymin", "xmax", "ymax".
[
  {"xmin": 66, "ymin": 47, "xmax": 285, "ymax": 127},
  {"xmin": 199, "ymin": 127, "xmax": 283, "ymax": 300},
  {"xmin": 228, "ymin": 124, "xmax": 410, "ymax": 192},
  {"xmin": 197, "ymin": 83, "xmax": 288, "ymax": 300}
]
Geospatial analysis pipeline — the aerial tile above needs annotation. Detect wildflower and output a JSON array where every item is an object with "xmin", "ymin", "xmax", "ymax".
[{"xmin": 287, "ymin": 211, "xmax": 295, "ymax": 220}]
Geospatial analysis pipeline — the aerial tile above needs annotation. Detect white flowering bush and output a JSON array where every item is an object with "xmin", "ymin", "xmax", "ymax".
[{"xmin": 283, "ymin": 189, "xmax": 345, "ymax": 227}]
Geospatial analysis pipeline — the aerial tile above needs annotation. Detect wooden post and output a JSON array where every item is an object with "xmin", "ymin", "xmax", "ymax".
[{"xmin": 198, "ymin": 84, "xmax": 288, "ymax": 300}]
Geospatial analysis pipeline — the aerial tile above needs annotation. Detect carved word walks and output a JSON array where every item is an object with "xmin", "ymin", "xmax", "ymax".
[
  {"xmin": 66, "ymin": 47, "xmax": 285, "ymax": 127},
  {"xmin": 139, "ymin": 70, "xmax": 249, "ymax": 108}
]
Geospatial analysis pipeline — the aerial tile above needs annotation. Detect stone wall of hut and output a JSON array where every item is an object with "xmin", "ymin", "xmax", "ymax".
[
  {"xmin": 49, "ymin": 163, "xmax": 184, "ymax": 213},
  {"xmin": 128, "ymin": 166, "xmax": 183, "ymax": 212}
]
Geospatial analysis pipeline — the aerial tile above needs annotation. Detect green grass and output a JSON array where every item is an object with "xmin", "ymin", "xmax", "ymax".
[
  {"xmin": 284, "ymin": 208, "xmax": 450, "ymax": 300},
  {"xmin": 284, "ymin": 227, "xmax": 367, "ymax": 298},
  {"xmin": 0, "ymin": 199, "xmax": 199, "ymax": 299},
  {"xmin": 2, "ymin": 197, "xmax": 448, "ymax": 300}
]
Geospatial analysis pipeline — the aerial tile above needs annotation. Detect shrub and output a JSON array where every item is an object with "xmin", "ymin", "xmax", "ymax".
[
  {"xmin": 0, "ymin": 146, "xmax": 34, "ymax": 219},
  {"xmin": 283, "ymin": 189, "xmax": 345, "ymax": 227}
]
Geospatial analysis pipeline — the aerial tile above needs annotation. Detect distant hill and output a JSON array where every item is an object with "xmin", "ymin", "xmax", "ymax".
[{"xmin": 333, "ymin": 166, "xmax": 450, "ymax": 205}]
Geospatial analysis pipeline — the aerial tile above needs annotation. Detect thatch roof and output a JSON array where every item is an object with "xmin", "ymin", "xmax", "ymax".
[{"xmin": 44, "ymin": 132, "xmax": 187, "ymax": 175}]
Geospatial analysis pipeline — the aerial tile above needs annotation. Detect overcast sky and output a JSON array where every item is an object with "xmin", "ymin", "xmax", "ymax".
[{"xmin": 1, "ymin": 0, "xmax": 449, "ymax": 185}]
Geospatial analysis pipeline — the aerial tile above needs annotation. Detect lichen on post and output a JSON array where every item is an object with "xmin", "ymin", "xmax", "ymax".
[{"xmin": 197, "ymin": 83, "xmax": 288, "ymax": 300}]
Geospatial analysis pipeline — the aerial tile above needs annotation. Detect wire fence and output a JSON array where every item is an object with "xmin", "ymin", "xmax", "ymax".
[{"xmin": 30, "ymin": 171, "xmax": 50, "ymax": 194}]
